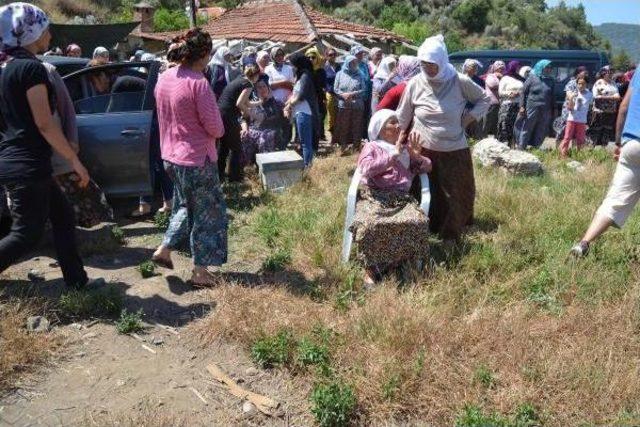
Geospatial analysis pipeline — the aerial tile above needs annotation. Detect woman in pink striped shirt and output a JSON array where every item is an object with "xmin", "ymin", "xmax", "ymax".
[{"xmin": 151, "ymin": 29, "xmax": 227, "ymax": 287}]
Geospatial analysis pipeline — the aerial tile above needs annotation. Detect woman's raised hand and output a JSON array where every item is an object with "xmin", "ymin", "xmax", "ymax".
[{"xmin": 407, "ymin": 131, "xmax": 423, "ymax": 158}]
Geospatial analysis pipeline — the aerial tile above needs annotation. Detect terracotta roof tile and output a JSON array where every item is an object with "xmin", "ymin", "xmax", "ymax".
[{"xmin": 134, "ymin": 0, "xmax": 408, "ymax": 45}]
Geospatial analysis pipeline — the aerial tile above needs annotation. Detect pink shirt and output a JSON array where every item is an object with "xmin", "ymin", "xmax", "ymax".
[
  {"xmin": 155, "ymin": 66, "xmax": 224, "ymax": 167},
  {"xmin": 357, "ymin": 142, "xmax": 431, "ymax": 193}
]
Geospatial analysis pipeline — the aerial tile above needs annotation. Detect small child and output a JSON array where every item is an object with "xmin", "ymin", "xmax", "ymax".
[{"xmin": 560, "ymin": 76, "xmax": 593, "ymax": 157}]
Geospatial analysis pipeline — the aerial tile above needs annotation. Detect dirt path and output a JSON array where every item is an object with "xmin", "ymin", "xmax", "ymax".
[{"xmin": 0, "ymin": 222, "xmax": 311, "ymax": 426}]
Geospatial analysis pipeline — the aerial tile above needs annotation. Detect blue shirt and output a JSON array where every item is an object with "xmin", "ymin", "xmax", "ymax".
[{"xmin": 623, "ymin": 69, "xmax": 640, "ymax": 141}]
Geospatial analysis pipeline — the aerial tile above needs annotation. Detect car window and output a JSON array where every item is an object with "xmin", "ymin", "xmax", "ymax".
[{"xmin": 66, "ymin": 65, "xmax": 148, "ymax": 115}]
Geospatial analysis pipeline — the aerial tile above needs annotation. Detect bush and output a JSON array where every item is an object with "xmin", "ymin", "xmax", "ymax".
[
  {"xmin": 137, "ymin": 261, "xmax": 156, "ymax": 279},
  {"xmin": 116, "ymin": 309, "xmax": 145, "ymax": 334},
  {"xmin": 310, "ymin": 380, "xmax": 357, "ymax": 427},
  {"xmin": 451, "ymin": 0, "xmax": 492, "ymax": 33},
  {"xmin": 153, "ymin": 7, "xmax": 207, "ymax": 32},
  {"xmin": 392, "ymin": 20, "xmax": 432, "ymax": 45},
  {"xmin": 376, "ymin": 1, "xmax": 418, "ymax": 30},
  {"xmin": 110, "ymin": 225, "xmax": 125, "ymax": 245},
  {"xmin": 250, "ymin": 329, "xmax": 295, "ymax": 368}
]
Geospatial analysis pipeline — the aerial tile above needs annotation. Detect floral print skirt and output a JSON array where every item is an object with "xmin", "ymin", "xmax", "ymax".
[
  {"xmin": 241, "ymin": 128, "xmax": 277, "ymax": 166},
  {"xmin": 350, "ymin": 187, "xmax": 430, "ymax": 270}
]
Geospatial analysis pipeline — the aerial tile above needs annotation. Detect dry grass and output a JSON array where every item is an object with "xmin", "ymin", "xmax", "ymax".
[
  {"xmin": 0, "ymin": 297, "xmax": 62, "ymax": 395},
  {"xmin": 194, "ymin": 147, "xmax": 640, "ymax": 424}
]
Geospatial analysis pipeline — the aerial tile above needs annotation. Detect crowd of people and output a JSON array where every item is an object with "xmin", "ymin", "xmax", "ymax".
[
  {"xmin": 1, "ymin": 2, "xmax": 639, "ymax": 288},
  {"xmin": 463, "ymin": 56, "xmax": 636, "ymax": 155}
]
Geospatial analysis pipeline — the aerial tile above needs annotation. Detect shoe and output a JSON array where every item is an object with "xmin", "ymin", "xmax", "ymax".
[
  {"xmin": 569, "ymin": 241, "xmax": 590, "ymax": 258},
  {"xmin": 151, "ymin": 255, "xmax": 174, "ymax": 270}
]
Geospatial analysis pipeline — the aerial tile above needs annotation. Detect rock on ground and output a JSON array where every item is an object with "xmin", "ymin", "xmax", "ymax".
[
  {"xmin": 473, "ymin": 138, "xmax": 544, "ymax": 176},
  {"xmin": 566, "ymin": 161, "xmax": 586, "ymax": 173},
  {"xmin": 26, "ymin": 316, "xmax": 50, "ymax": 333}
]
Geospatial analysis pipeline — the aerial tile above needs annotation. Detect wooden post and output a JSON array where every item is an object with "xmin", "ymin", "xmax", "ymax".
[{"xmin": 188, "ymin": 0, "xmax": 197, "ymax": 28}]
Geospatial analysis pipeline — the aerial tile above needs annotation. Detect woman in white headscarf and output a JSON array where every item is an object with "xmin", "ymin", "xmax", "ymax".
[
  {"xmin": 351, "ymin": 109, "xmax": 432, "ymax": 285},
  {"xmin": 371, "ymin": 56, "xmax": 397, "ymax": 112},
  {"xmin": 92, "ymin": 46, "xmax": 109, "ymax": 65},
  {"xmin": 396, "ymin": 34, "xmax": 490, "ymax": 242},
  {"xmin": 207, "ymin": 46, "xmax": 232, "ymax": 98}
]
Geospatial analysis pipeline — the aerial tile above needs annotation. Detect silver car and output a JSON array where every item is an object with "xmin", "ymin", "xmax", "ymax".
[{"xmin": 60, "ymin": 60, "xmax": 160, "ymax": 197}]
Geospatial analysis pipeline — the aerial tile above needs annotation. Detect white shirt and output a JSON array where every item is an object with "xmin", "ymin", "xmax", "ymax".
[
  {"xmin": 567, "ymin": 89, "xmax": 593, "ymax": 124},
  {"xmin": 292, "ymin": 79, "xmax": 312, "ymax": 115},
  {"xmin": 264, "ymin": 63, "xmax": 295, "ymax": 104}
]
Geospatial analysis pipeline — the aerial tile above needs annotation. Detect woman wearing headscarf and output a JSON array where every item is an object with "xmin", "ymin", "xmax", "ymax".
[
  {"xmin": 65, "ymin": 43, "xmax": 81, "ymax": 57},
  {"xmin": 588, "ymin": 66, "xmax": 621, "ymax": 146},
  {"xmin": 92, "ymin": 46, "xmax": 109, "ymax": 65},
  {"xmin": 368, "ymin": 47, "xmax": 383, "ymax": 76},
  {"xmin": 371, "ymin": 56, "xmax": 397, "ymax": 112},
  {"xmin": 240, "ymin": 79, "xmax": 283, "ymax": 165},
  {"xmin": 323, "ymin": 48, "xmax": 341, "ymax": 145},
  {"xmin": 351, "ymin": 45, "xmax": 373, "ymax": 138},
  {"xmin": 333, "ymin": 55, "xmax": 366, "ymax": 154},
  {"xmin": 518, "ymin": 59, "xmax": 554, "ymax": 150},
  {"xmin": 151, "ymin": 28, "xmax": 227, "ymax": 287},
  {"xmin": 207, "ymin": 46, "xmax": 233, "ymax": 99},
  {"xmin": 305, "ymin": 46, "xmax": 327, "ymax": 147},
  {"xmin": 284, "ymin": 53, "xmax": 320, "ymax": 167},
  {"xmin": 482, "ymin": 60, "xmax": 505, "ymax": 137},
  {"xmin": 496, "ymin": 60, "xmax": 524, "ymax": 146},
  {"xmin": 0, "ymin": 2, "xmax": 102, "ymax": 289},
  {"xmin": 376, "ymin": 55, "xmax": 421, "ymax": 111},
  {"xmin": 351, "ymin": 109, "xmax": 432, "ymax": 285},
  {"xmin": 554, "ymin": 66, "xmax": 589, "ymax": 144},
  {"xmin": 396, "ymin": 34, "xmax": 490, "ymax": 241},
  {"xmin": 463, "ymin": 59, "xmax": 484, "ymax": 88},
  {"xmin": 519, "ymin": 66, "xmax": 532, "ymax": 80},
  {"xmin": 265, "ymin": 46, "xmax": 295, "ymax": 148}
]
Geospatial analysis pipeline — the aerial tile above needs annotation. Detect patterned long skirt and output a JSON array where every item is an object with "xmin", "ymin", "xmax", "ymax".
[
  {"xmin": 162, "ymin": 160, "xmax": 228, "ymax": 267},
  {"xmin": 420, "ymin": 147, "xmax": 475, "ymax": 240},
  {"xmin": 496, "ymin": 101, "xmax": 520, "ymax": 146},
  {"xmin": 350, "ymin": 187, "xmax": 430, "ymax": 271},
  {"xmin": 53, "ymin": 172, "xmax": 113, "ymax": 228},
  {"xmin": 588, "ymin": 110, "xmax": 617, "ymax": 146},
  {"xmin": 240, "ymin": 128, "xmax": 277, "ymax": 167},
  {"xmin": 334, "ymin": 107, "xmax": 364, "ymax": 149}
]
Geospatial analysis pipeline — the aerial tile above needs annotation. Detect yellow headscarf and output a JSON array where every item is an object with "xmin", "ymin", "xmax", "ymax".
[{"xmin": 305, "ymin": 46, "xmax": 323, "ymax": 71}]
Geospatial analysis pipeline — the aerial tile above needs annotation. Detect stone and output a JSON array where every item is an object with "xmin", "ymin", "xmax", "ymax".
[
  {"xmin": 152, "ymin": 336, "xmax": 164, "ymax": 346},
  {"xmin": 245, "ymin": 367, "xmax": 259, "ymax": 377},
  {"xmin": 566, "ymin": 160, "xmax": 586, "ymax": 173},
  {"xmin": 242, "ymin": 401, "xmax": 258, "ymax": 417},
  {"xmin": 70, "ymin": 323, "xmax": 83, "ymax": 330},
  {"xmin": 49, "ymin": 261, "xmax": 59, "ymax": 268},
  {"xmin": 256, "ymin": 150, "xmax": 304, "ymax": 192},
  {"xmin": 473, "ymin": 138, "xmax": 543, "ymax": 176},
  {"xmin": 82, "ymin": 332, "xmax": 99, "ymax": 340},
  {"xmin": 26, "ymin": 316, "xmax": 50, "ymax": 332},
  {"xmin": 27, "ymin": 269, "xmax": 45, "ymax": 282}
]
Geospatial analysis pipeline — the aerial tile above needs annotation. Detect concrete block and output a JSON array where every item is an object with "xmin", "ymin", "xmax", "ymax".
[{"xmin": 256, "ymin": 150, "xmax": 304, "ymax": 192}]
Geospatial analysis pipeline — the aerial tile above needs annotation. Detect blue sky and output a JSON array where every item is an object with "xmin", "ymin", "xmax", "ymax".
[{"xmin": 546, "ymin": 0, "xmax": 640, "ymax": 25}]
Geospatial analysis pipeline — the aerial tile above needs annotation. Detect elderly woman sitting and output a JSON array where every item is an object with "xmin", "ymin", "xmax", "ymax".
[
  {"xmin": 240, "ymin": 79, "xmax": 283, "ymax": 165},
  {"xmin": 351, "ymin": 109, "xmax": 432, "ymax": 285}
]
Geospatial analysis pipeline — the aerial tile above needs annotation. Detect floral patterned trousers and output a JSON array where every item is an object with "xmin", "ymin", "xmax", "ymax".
[{"xmin": 162, "ymin": 160, "xmax": 228, "ymax": 267}]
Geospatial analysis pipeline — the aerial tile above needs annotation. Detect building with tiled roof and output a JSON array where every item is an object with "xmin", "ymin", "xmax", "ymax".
[{"xmin": 130, "ymin": 0, "xmax": 409, "ymax": 52}]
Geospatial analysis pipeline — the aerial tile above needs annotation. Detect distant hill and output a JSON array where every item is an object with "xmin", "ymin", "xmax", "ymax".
[{"xmin": 595, "ymin": 23, "xmax": 640, "ymax": 63}]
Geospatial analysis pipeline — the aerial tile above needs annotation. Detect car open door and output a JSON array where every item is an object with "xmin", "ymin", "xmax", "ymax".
[{"xmin": 63, "ymin": 62, "xmax": 159, "ymax": 197}]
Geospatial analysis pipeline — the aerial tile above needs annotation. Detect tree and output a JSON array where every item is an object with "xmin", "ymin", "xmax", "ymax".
[
  {"xmin": 451, "ymin": 0, "xmax": 492, "ymax": 34},
  {"xmin": 612, "ymin": 49, "xmax": 633, "ymax": 72}
]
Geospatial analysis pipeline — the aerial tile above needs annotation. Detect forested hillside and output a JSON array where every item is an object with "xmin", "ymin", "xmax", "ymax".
[
  {"xmin": 23, "ymin": 0, "xmax": 611, "ymax": 54},
  {"xmin": 595, "ymin": 23, "xmax": 640, "ymax": 63}
]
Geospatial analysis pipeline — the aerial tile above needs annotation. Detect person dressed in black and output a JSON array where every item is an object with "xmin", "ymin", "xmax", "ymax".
[
  {"xmin": 305, "ymin": 47, "xmax": 327, "ymax": 149},
  {"xmin": 217, "ymin": 64, "xmax": 262, "ymax": 182},
  {"xmin": 0, "ymin": 2, "xmax": 101, "ymax": 288}
]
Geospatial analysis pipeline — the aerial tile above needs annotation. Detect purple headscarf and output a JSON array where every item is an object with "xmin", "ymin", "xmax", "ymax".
[{"xmin": 396, "ymin": 55, "xmax": 421, "ymax": 81}]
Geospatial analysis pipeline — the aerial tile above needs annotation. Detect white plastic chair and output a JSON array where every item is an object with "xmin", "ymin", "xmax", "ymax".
[{"xmin": 341, "ymin": 169, "xmax": 431, "ymax": 263}]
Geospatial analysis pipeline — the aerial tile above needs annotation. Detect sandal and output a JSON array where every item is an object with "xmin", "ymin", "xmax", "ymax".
[
  {"xmin": 151, "ymin": 255, "xmax": 174, "ymax": 270},
  {"xmin": 187, "ymin": 270, "xmax": 219, "ymax": 288}
]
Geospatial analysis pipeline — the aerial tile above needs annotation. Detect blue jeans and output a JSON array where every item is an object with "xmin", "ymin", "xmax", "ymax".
[{"xmin": 295, "ymin": 112, "xmax": 314, "ymax": 167}]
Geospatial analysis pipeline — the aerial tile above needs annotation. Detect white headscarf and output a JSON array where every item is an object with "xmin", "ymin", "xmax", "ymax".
[
  {"xmin": 367, "ymin": 109, "xmax": 410, "ymax": 169},
  {"xmin": 519, "ymin": 66, "xmax": 532, "ymax": 79},
  {"xmin": 209, "ymin": 46, "xmax": 232, "ymax": 82},
  {"xmin": 463, "ymin": 58, "xmax": 482, "ymax": 72},
  {"xmin": 417, "ymin": 34, "xmax": 457, "ymax": 83},
  {"xmin": 373, "ymin": 56, "xmax": 396, "ymax": 81},
  {"xmin": 0, "ymin": 2, "xmax": 49, "ymax": 50},
  {"xmin": 93, "ymin": 46, "xmax": 109, "ymax": 59}
]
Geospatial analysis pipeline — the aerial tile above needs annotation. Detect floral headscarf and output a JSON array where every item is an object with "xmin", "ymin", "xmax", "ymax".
[
  {"xmin": 396, "ymin": 55, "xmax": 421, "ymax": 81},
  {"xmin": 0, "ymin": 2, "xmax": 49, "ymax": 51}
]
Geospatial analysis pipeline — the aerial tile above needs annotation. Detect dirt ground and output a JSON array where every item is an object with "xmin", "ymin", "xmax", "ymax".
[{"xmin": 0, "ymin": 220, "xmax": 312, "ymax": 427}]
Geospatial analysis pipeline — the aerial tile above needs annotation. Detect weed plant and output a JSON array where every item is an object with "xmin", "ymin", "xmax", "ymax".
[{"xmin": 116, "ymin": 309, "xmax": 144, "ymax": 334}]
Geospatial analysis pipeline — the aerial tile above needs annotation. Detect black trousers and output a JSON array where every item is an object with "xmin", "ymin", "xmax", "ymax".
[
  {"xmin": 0, "ymin": 177, "xmax": 87, "ymax": 287},
  {"xmin": 218, "ymin": 115, "xmax": 243, "ymax": 183}
]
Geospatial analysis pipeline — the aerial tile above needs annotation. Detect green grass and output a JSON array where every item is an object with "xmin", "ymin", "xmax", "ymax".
[
  {"xmin": 58, "ymin": 285, "xmax": 123, "ymax": 318},
  {"xmin": 115, "ymin": 309, "xmax": 144, "ymax": 334},
  {"xmin": 110, "ymin": 225, "xmax": 126, "ymax": 245},
  {"xmin": 250, "ymin": 329, "xmax": 295, "ymax": 368},
  {"xmin": 473, "ymin": 364, "xmax": 497, "ymax": 389},
  {"xmin": 154, "ymin": 211, "xmax": 170, "ymax": 230},
  {"xmin": 261, "ymin": 247, "xmax": 292, "ymax": 272}
]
